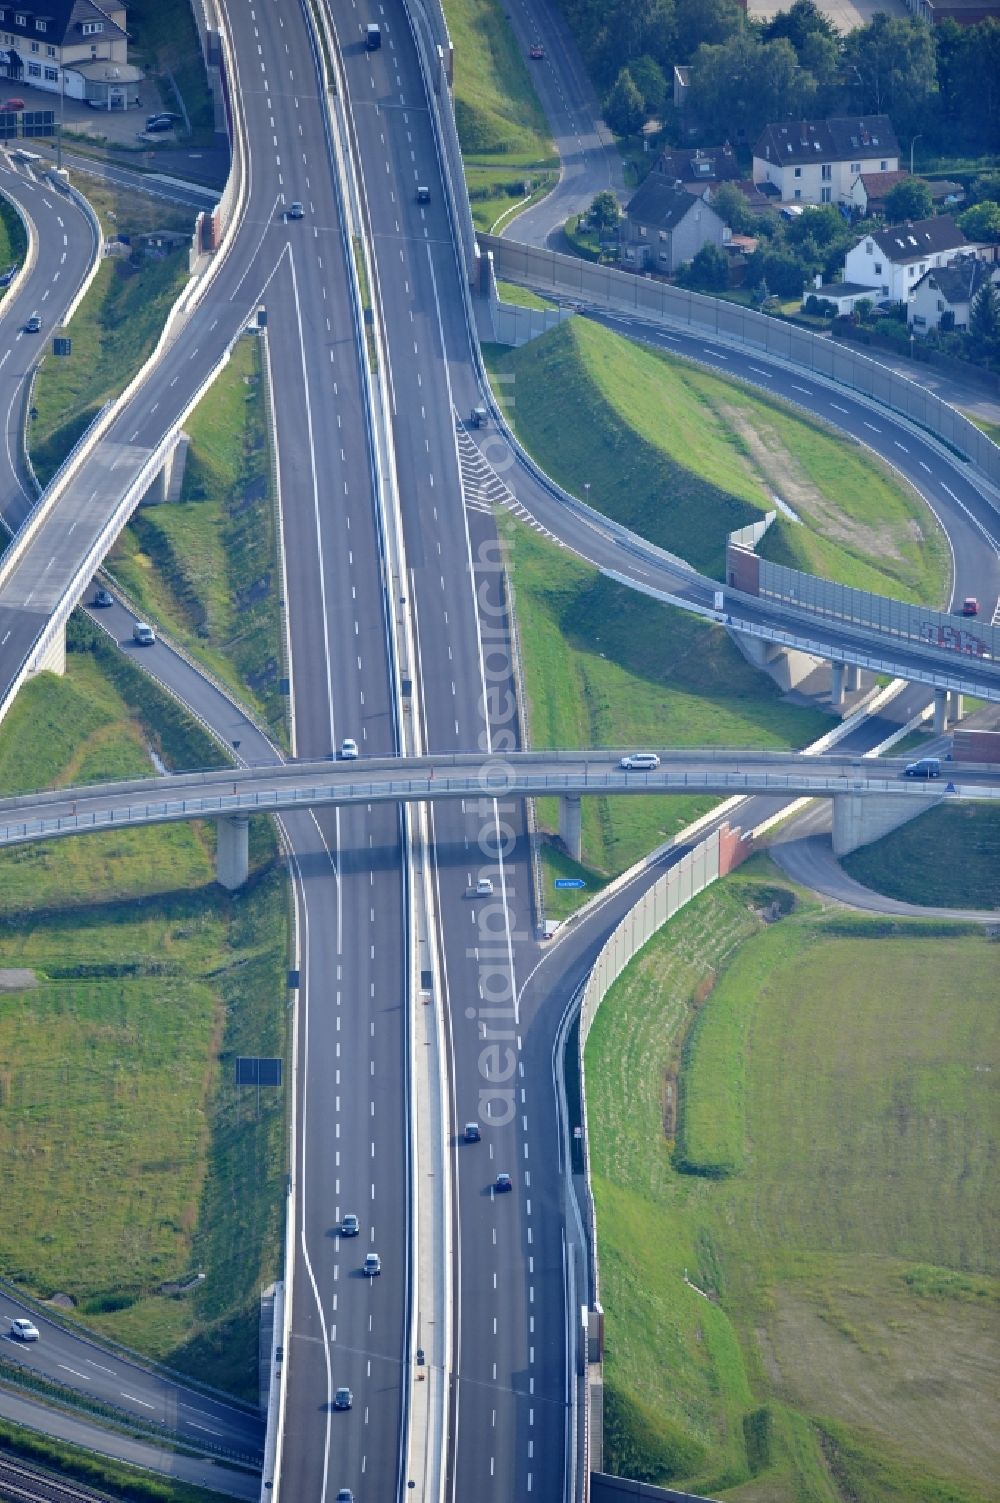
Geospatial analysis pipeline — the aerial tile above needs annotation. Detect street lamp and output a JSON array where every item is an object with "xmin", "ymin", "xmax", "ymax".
[{"xmin": 909, "ymin": 134, "xmax": 922, "ymax": 177}]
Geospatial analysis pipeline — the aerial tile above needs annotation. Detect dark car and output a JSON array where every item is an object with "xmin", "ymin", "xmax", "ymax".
[
  {"xmin": 341, "ymin": 1213, "xmax": 360, "ymax": 1237},
  {"xmin": 92, "ymin": 588, "xmax": 113, "ymax": 608},
  {"xmin": 494, "ymin": 1172, "xmax": 512, "ymax": 1193},
  {"xmin": 287, "ymin": 201, "xmax": 304, "ymax": 220},
  {"xmin": 143, "ymin": 118, "xmax": 174, "ymax": 134},
  {"xmin": 334, "ymin": 1386, "xmax": 353, "ymax": 1410},
  {"xmin": 0, "ymin": 264, "xmax": 18, "ymax": 288},
  {"xmin": 529, "ymin": 43, "xmax": 545, "ymax": 58},
  {"xmin": 146, "ymin": 112, "xmax": 180, "ymax": 128},
  {"xmin": 904, "ymin": 758, "xmax": 941, "ymax": 779},
  {"xmin": 464, "ymin": 1122, "xmax": 481, "ymax": 1142}
]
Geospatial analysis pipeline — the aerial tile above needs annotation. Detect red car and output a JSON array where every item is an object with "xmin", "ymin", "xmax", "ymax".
[
  {"xmin": 961, "ymin": 596, "xmax": 979, "ymax": 616},
  {"xmin": 529, "ymin": 43, "xmax": 544, "ymax": 59}
]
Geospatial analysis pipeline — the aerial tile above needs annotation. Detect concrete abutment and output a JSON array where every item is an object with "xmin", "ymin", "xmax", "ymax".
[{"xmin": 216, "ymin": 814, "xmax": 249, "ymax": 889}]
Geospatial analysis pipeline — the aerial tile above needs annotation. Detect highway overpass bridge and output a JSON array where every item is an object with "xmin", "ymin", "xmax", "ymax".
[{"xmin": 2, "ymin": 749, "xmax": 996, "ymax": 878}]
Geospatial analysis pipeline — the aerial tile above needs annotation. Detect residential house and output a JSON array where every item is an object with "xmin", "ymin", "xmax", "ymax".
[
  {"xmin": 908, "ymin": 256, "xmax": 997, "ymax": 333},
  {"xmin": 753, "ymin": 115, "xmax": 899, "ymax": 206},
  {"xmin": 651, "ymin": 142, "xmax": 741, "ymax": 197},
  {"xmin": 803, "ymin": 278, "xmax": 883, "ymax": 316},
  {"xmin": 843, "ymin": 215, "xmax": 970, "ymax": 304},
  {"xmin": 621, "ymin": 178, "xmax": 726, "ymax": 274},
  {"xmin": 0, "ymin": 0, "xmax": 140, "ymax": 110},
  {"xmin": 849, "ymin": 169, "xmax": 910, "ymax": 217}
]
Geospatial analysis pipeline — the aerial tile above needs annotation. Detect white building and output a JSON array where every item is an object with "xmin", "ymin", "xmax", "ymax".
[
  {"xmin": 843, "ymin": 215, "xmax": 970, "ymax": 305},
  {"xmin": 753, "ymin": 116, "xmax": 899, "ymax": 206},
  {"xmin": 0, "ymin": 0, "xmax": 140, "ymax": 110}
]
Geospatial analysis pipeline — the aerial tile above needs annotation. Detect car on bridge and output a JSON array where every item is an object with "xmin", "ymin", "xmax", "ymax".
[
  {"xmin": 961, "ymin": 596, "xmax": 979, "ymax": 616},
  {"xmin": 904, "ymin": 757, "xmax": 941, "ymax": 778},
  {"xmin": 620, "ymin": 752, "xmax": 660, "ymax": 770},
  {"xmin": 339, "ymin": 737, "xmax": 359, "ymax": 759},
  {"xmin": 416, "ymin": 185, "xmax": 431, "ymax": 204}
]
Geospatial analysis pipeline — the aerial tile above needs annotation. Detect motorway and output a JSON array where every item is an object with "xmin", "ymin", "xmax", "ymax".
[{"xmin": 0, "ymin": 0, "xmax": 997, "ymax": 1499}]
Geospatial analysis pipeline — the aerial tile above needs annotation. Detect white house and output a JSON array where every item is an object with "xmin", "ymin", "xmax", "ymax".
[
  {"xmin": 843, "ymin": 215, "xmax": 970, "ymax": 304},
  {"xmin": 753, "ymin": 115, "xmax": 899, "ymax": 206},
  {"xmin": 0, "ymin": 0, "xmax": 140, "ymax": 109},
  {"xmin": 908, "ymin": 255, "xmax": 997, "ymax": 334}
]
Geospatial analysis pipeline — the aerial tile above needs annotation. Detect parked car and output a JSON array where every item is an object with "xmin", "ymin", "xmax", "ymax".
[
  {"xmin": 363, "ymin": 1252, "xmax": 382, "ymax": 1276},
  {"xmin": 339, "ymin": 737, "xmax": 359, "ymax": 760},
  {"xmin": 146, "ymin": 112, "xmax": 180, "ymax": 128},
  {"xmin": 341, "ymin": 1213, "xmax": 360, "ymax": 1237},
  {"xmin": 620, "ymin": 752, "xmax": 660, "ymax": 770},
  {"xmin": 143, "ymin": 117, "xmax": 174, "ymax": 134},
  {"xmin": 334, "ymin": 1386, "xmax": 353, "ymax": 1410},
  {"xmin": 132, "ymin": 622, "xmax": 156, "ymax": 646},
  {"xmin": 464, "ymin": 1122, "xmax": 481, "ymax": 1142},
  {"xmin": 4, "ymin": 98, "xmax": 25, "ymax": 111},
  {"xmin": 23, "ymin": 314, "xmax": 41, "ymax": 333},
  {"xmin": 903, "ymin": 757, "xmax": 941, "ymax": 778},
  {"xmin": 9, "ymin": 1318, "xmax": 39, "ymax": 1341},
  {"xmin": 92, "ymin": 588, "xmax": 113, "ymax": 608},
  {"xmin": 494, "ymin": 1172, "xmax": 512, "ymax": 1193}
]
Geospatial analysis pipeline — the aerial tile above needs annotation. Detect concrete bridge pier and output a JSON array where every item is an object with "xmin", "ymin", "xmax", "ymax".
[
  {"xmin": 832, "ymin": 792, "xmax": 939, "ymax": 856},
  {"xmin": 830, "ymin": 660, "xmax": 845, "ymax": 709},
  {"xmin": 845, "ymin": 663, "xmax": 861, "ymax": 693},
  {"xmin": 934, "ymin": 688, "xmax": 948, "ymax": 735},
  {"xmin": 949, "ymin": 690, "xmax": 964, "ymax": 725},
  {"xmin": 559, "ymin": 794, "xmax": 583, "ymax": 863},
  {"xmin": 216, "ymin": 815, "xmax": 249, "ymax": 890},
  {"xmin": 142, "ymin": 430, "xmax": 190, "ymax": 506}
]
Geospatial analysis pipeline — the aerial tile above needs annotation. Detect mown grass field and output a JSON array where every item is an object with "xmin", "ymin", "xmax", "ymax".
[
  {"xmin": 29, "ymin": 181, "xmax": 194, "ymax": 490},
  {"xmin": 586, "ymin": 856, "xmax": 999, "ymax": 1501},
  {"xmin": 487, "ymin": 319, "xmax": 949, "ymax": 600},
  {"xmin": 442, "ymin": 0, "xmax": 558, "ymax": 230},
  {"xmin": 0, "ymin": 638, "xmax": 287, "ymax": 1401},
  {"xmin": 108, "ymin": 334, "xmax": 287, "ymax": 742},
  {"xmin": 501, "ymin": 516, "xmax": 829, "ymax": 915},
  {"xmin": 842, "ymin": 802, "xmax": 1000, "ymax": 910}
]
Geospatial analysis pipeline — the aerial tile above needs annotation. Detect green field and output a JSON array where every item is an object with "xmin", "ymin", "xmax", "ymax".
[
  {"xmin": 442, "ymin": 0, "xmax": 558, "ymax": 230},
  {"xmin": 0, "ymin": 638, "xmax": 286, "ymax": 1400},
  {"xmin": 107, "ymin": 334, "xmax": 287, "ymax": 741},
  {"xmin": 487, "ymin": 319, "xmax": 949, "ymax": 599},
  {"xmin": 0, "ymin": 1417, "xmax": 220, "ymax": 1503},
  {"xmin": 842, "ymin": 802, "xmax": 1000, "ymax": 910},
  {"xmin": 501, "ymin": 516, "xmax": 829, "ymax": 915},
  {"xmin": 29, "ymin": 181, "xmax": 194, "ymax": 490},
  {"xmin": 586, "ymin": 857, "xmax": 999, "ymax": 1501}
]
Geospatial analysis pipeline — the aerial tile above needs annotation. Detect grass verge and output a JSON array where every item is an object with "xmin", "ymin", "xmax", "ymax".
[
  {"xmin": 500, "ymin": 515, "xmax": 830, "ymax": 916},
  {"xmin": 0, "ymin": 628, "xmax": 287, "ymax": 1401},
  {"xmin": 29, "ymin": 182, "xmax": 194, "ymax": 490},
  {"xmin": 0, "ymin": 1417, "xmax": 222, "ymax": 1503},
  {"xmin": 106, "ymin": 333, "xmax": 288, "ymax": 743},
  {"xmin": 487, "ymin": 319, "xmax": 949, "ymax": 599},
  {"xmin": 442, "ymin": 0, "xmax": 558, "ymax": 231},
  {"xmin": 497, "ymin": 280, "xmax": 555, "ymax": 311},
  {"xmin": 841, "ymin": 802, "xmax": 1000, "ymax": 910},
  {"xmin": 124, "ymin": 0, "xmax": 216, "ymax": 139},
  {"xmin": 0, "ymin": 195, "xmax": 28, "ymax": 287},
  {"xmin": 586, "ymin": 855, "xmax": 999, "ymax": 1501}
]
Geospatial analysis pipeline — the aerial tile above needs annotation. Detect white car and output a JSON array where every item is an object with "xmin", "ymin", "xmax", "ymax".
[
  {"xmin": 620, "ymin": 753, "xmax": 660, "ymax": 771},
  {"xmin": 339, "ymin": 738, "xmax": 359, "ymax": 760},
  {"xmin": 363, "ymin": 1252, "xmax": 382, "ymax": 1276},
  {"xmin": 9, "ymin": 1317, "xmax": 39, "ymax": 1341}
]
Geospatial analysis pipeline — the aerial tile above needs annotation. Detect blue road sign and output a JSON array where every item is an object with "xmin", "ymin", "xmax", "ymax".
[{"xmin": 554, "ymin": 878, "xmax": 586, "ymax": 889}]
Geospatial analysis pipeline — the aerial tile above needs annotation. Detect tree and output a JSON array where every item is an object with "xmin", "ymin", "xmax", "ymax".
[
  {"xmin": 678, "ymin": 242, "xmax": 729, "ymax": 290},
  {"xmin": 589, "ymin": 190, "xmax": 621, "ymax": 232},
  {"xmin": 711, "ymin": 181, "xmax": 752, "ymax": 235},
  {"xmin": 763, "ymin": 0, "xmax": 835, "ymax": 54},
  {"xmin": 604, "ymin": 69, "xmax": 645, "ymax": 135},
  {"xmin": 968, "ymin": 281, "xmax": 1000, "ymax": 358},
  {"xmin": 675, "ymin": 0, "xmax": 743, "ymax": 60},
  {"xmin": 958, "ymin": 201, "xmax": 1000, "ymax": 242},
  {"xmin": 842, "ymin": 16, "xmax": 937, "ymax": 135},
  {"xmin": 687, "ymin": 32, "xmax": 811, "ymax": 144},
  {"xmin": 629, "ymin": 54, "xmax": 668, "ymax": 115},
  {"xmin": 884, "ymin": 178, "xmax": 934, "ymax": 223}
]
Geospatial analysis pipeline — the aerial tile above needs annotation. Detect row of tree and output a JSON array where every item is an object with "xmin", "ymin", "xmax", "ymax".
[{"xmin": 587, "ymin": 0, "xmax": 1000, "ymax": 154}]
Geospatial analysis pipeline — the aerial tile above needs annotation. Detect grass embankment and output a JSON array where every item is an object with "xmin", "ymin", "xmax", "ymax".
[
  {"xmin": 501, "ymin": 515, "xmax": 829, "ymax": 916},
  {"xmin": 29, "ymin": 182, "xmax": 194, "ymax": 489},
  {"xmin": 107, "ymin": 334, "xmax": 288, "ymax": 743},
  {"xmin": 497, "ymin": 280, "xmax": 555, "ymax": 311},
  {"xmin": 123, "ymin": 0, "xmax": 215, "ymax": 140},
  {"xmin": 488, "ymin": 319, "xmax": 949, "ymax": 599},
  {"xmin": 0, "ymin": 195, "xmax": 28, "ymax": 286},
  {"xmin": 842, "ymin": 802, "xmax": 1000, "ymax": 910},
  {"xmin": 586, "ymin": 854, "xmax": 999, "ymax": 1502},
  {"xmin": 442, "ymin": 0, "xmax": 558, "ymax": 230},
  {"xmin": 0, "ymin": 628, "xmax": 287, "ymax": 1401}
]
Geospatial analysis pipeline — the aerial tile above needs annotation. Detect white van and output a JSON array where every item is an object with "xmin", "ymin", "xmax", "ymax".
[{"xmin": 620, "ymin": 753, "xmax": 660, "ymax": 770}]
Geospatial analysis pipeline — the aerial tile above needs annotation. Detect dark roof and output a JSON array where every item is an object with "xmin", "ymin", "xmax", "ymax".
[
  {"xmin": 627, "ymin": 176, "xmax": 715, "ymax": 230},
  {"xmin": 0, "ymin": 0, "xmax": 127, "ymax": 48},
  {"xmin": 754, "ymin": 115, "xmax": 899, "ymax": 167},
  {"xmin": 926, "ymin": 179, "xmax": 965, "ymax": 202},
  {"xmin": 814, "ymin": 281, "xmax": 880, "ymax": 297},
  {"xmin": 871, "ymin": 214, "xmax": 967, "ymax": 263},
  {"xmin": 912, "ymin": 257, "xmax": 991, "ymax": 305},
  {"xmin": 654, "ymin": 143, "xmax": 740, "ymax": 187}
]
